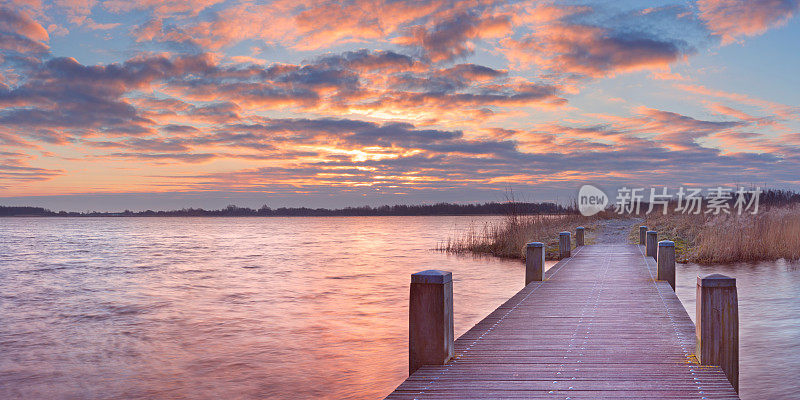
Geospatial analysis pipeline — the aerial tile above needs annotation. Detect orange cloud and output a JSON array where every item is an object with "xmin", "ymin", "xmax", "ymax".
[
  {"xmin": 697, "ymin": 0, "xmax": 800, "ymax": 45},
  {"xmin": 676, "ymin": 83, "xmax": 799, "ymax": 120},
  {"xmin": 0, "ymin": 7, "xmax": 48, "ymax": 41},
  {"xmin": 394, "ymin": 12, "xmax": 511, "ymax": 62},
  {"xmin": 503, "ymin": 22, "xmax": 689, "ymax": 79}
]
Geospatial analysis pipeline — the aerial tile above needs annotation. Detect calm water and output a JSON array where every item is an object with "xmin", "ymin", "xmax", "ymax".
[
  {"xmin": 0, "ymin": 216, "xmax": 538, "ymax": 399},
  {"xmin": 676, "ymin": 260, "xmax": 800, "ymax": 400},
  {"xmin": 1, "ymin": 217, "xmax": 798, "ymax": 399}
]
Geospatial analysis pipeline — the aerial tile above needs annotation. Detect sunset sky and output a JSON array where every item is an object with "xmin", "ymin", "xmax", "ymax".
[{"xmin": 1, "ymin": 0, "xmax": 799, "ymax": 211}]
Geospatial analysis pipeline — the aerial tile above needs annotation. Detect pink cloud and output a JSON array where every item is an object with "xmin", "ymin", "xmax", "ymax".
[
  {"xmin": 0, "ymin": 7, "xmax": 50, "ymax": 54},
  {"xmin": 697, "ymin": 0, "xmax": 800, "ymax": 45},
  {"xmin": 53, "ymin": 0, "xmax": 97, "ymax": 26},
  {"xmin": 676, "ymin": 83, "xmax": 799, "ymax": 120},
  {"xmin": 0, "ymin": 7, "xmax": 48, "ymax": 41},
  {"xmin": 132, "ymin": 0, "xmax": 509, "ymax": 53},
  {"xmin": 708, "ymin": 103, "xmax": 779, "ymax": 127},
  {"xmin": 394, "ymin": 12, "xmax": 511, "ymax": 62},
  {"xmin": 503, "ymin": 22, "xmax": 689, "ymax": 79},
  {"xmin": 0, "ymin": 152, "xmax": 63, "ymax": 187},
  {"xmin": 102, "ymin": 0, "xmax": 226, "ymax": 17},
  {"xmin": 650, "ymin": 70, "xmax": 687, "ymax": 81}
]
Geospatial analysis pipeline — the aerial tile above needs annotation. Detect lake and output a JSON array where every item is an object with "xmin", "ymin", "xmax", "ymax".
[
  {"xmin": 0, "ymin": 216, "xmax": 534, "ymax": 399},
  {"xmin": 1, "ymin": 216, "xmax": 798, "ymax": 399},
  {"xmin": 676, "ymin": 259, "xmax": 800, "ymax": 400}
]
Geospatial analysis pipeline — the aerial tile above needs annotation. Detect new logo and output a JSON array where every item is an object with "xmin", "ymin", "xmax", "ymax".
[{"xmin": 578, "ymin": 185, "xmax": 608, "ymax": 216}]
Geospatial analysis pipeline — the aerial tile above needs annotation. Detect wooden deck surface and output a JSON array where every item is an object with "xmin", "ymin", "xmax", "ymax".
[{"xmin": 386, "ymin": 244, "xmax": 739, "ymax": 399}]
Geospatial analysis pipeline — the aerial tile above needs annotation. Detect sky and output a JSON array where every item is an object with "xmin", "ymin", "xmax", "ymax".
[{"xmin": 0, "ymin": 0, "xmax": 799, "ymax": 211}]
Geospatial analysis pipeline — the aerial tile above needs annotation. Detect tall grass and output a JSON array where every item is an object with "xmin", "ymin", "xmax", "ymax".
[
  {"xmin": 438, "ymin": 213, "xmax": 602, "ymax": 260},
  {"xmin": 642, "ymin": 205, "xmax": 800, "ymax": 263}
]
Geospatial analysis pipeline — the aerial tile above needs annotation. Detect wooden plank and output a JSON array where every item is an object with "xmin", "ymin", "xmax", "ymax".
[{"xmin": 385, "ymin": 244, "xmax": 739, "ymax": 399}]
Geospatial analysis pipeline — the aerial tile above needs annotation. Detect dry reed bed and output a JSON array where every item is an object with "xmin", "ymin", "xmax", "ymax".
[
  {"xmin": 438, "ymin": 214, "xmax": 600, "ymax": 260},
  {"xmin": 642, "ymin": 206, "xmax": 800, "ymax": 263}
]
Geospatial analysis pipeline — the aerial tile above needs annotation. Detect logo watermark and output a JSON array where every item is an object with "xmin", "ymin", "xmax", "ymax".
[
  {"xmin": 578, "ymin": 185, "xmax": 608, "ymax": 216},
  {"xmin": 578, "ymin": 185, "xmax": 762, "ymax": 216}
]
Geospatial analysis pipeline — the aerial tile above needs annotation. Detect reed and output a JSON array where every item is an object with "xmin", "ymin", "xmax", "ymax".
[
  {"xmin": 438, "ymin": 213, "xmax": 602, "ymax": 260},
  {"xmin": 640, "ymin": 205, "xmax": 800, "ymax": 263}
]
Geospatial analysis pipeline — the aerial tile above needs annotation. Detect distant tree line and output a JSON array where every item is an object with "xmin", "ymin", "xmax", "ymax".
[
  {"xmin": 0, "ymin": 201, "xmax": 570, "ymax": 217},
  {"xmin": 4, "ymin": 189, "xmax": 798, "ymax": 217},
  {"xmin": 759, "ymin": 189, "xmax": 800, "ymax": 208}
]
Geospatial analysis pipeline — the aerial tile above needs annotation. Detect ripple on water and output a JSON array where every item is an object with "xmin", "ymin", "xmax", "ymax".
[{"xmin": 3, "ymin": 216, "xmax": 796, "ymax": 399}]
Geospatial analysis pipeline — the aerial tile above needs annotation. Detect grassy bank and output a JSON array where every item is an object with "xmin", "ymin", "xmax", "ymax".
[
  {"xmin": 438, "ymin": 213, "xmax": 605, "ymax": 260},
  {"xmin": 633, "ymin": 206, "xmax": 800, "ymax": 264}
]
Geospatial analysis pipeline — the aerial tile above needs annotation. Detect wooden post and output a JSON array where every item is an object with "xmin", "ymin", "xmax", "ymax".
[
  {"xmin": 559, "ymin": 232, "xmax": 571, "ymax": 258},
  {"xmin": 575, "ymin": 226, "xmax": 585, "ymax": 247},
  {"xmin": 657, "ymin": 240, "xmax": 676, "ymax": 290},
  {"xmin": 646, "ymin": 231, "xmax": 657, "ymax": 258},
  {"xmin": 696, "ymin": 274, "xmax": 739, "ymax": 393},
  {"xmin": 525, "ymin": 242, "xmax": 545, "ymax": 284},
  {"xmin": 409, "ymin": 270, "xmax": 454, "ymax": 375},
  {"xmin": 639, "ymin": 226, "xmax": 647, "ymax": 245}
]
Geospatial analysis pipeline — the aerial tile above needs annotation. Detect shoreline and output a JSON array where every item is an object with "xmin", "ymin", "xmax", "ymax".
[
  {"xmin": 442, "ymin": 212, "xmax": 800, "ymax": 265},
  {"xmin": 0, "ymin": 212, "xmax": 569, "ymax": 218}
]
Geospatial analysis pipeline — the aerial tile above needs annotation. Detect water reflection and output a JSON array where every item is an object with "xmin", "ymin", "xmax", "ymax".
[
  {"xmin": 676, "ymin": 259, "xmax": 800, "ymax": 400},
  {"xmin": 0, "ymin": 216, "xmax": 539, "ymax": 399}
]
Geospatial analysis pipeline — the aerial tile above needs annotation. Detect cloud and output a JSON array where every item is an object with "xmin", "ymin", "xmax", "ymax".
[
  {"xmin": 676, "ymin": 83, "xmax": 799, "ymax": 120},
  {"xmin": 162, "ymin": 124, "xmax": 199, "ymax": 133},
  {"xmin": 83, "ymin": 18, "xmax": 121, "ymax": 30},
  {"xmin": 131, "ymin": 0, "xmax": 509, "ymax": 53},
  {"xmin": 87, "ymin": 137, "xmax": 191, "ymax": 152},
  {"xmin": 209, "ymin": 118, "xmax": 463, "ymax": 151},
  {"xmin": 0, "ymin": 7, "xmax": 50, "ymax": 54},
  {"xmin": 3, "ymin": 0, "xmax": 799, "ymax": 201},
  {"xmin": 315, "ymin": 49, "xmax": 417, "ymax": 73},
  {"xmin": 0, "ymin": 32, "xmax": 49, "ymax": 54},
  {"xmin": 697, "ymin": 0, "xmax": 800, "ymax": 45},
  {"xmin": 391, "ymin": 63, "xmax": 505, "ymax": 92},
  {"xmin": 102, "ymin": 0, "xmax": 226, "ymax": 17},
  {"xmin": 106, "ymin": 152, "xmax": 216, "ymax": 163},
  {"xmin": 156, "ymin": 49, "xmax": 565, "ymax": 123},
  {"xmin": 0, "ymin": 53, "xmax": 216, "ymax": 139},
  {"xmin": 504, "ymin": 23, "xmax": 690, "ymax": 79},
  {"xmin": 128, "ymin": 104, "xmax": 799, "ymax": 196},
  {"xmin": 708, "ymin": 103, "xmax": 778, "ymax": 127},
  {"xmin": 0, "ymin": 7, "xmax": 48, "ymax": 41},
  {"xmin": 0, "ymin": 152, "xmax": 62, "ymax": 187},
  {"xmin": 395, "ymin": 12, "xmax": 511, "ymax": 62}
]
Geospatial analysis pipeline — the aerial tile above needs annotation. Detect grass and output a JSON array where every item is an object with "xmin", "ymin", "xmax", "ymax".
[
  {"xmin": 441, "ymin": 188, "xmax": 800, "ymax": 264},
  {"xmin": 438, "ymin": 213, "xmax": 606, "ymax": 260},
  {"xmin": 633, "ymin": 205, "xmax": 800, "ymax": 264}
]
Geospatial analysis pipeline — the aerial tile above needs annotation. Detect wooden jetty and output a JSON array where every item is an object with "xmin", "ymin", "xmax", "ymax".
[{"xmin": 387, "ymin": 237, "xmax": 739, "ymax": 399}]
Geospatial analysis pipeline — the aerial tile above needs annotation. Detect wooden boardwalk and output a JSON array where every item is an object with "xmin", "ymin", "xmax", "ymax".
[{"xmin": 387, "ymin": 244, "xmax": 739, "ymax": 399}]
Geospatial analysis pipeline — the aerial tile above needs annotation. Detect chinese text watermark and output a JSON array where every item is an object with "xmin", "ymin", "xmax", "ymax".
[{"xmin": 578, "ymin": 185, "xmax": 762, "ymax": 216}]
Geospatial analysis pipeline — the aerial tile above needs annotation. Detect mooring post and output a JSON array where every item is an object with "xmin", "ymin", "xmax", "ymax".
[
  {"xmin": 639, "ymin": 226, "xmax": 647, "ymax": 245},
  {"xmin": 525, "ymin": 242, "xmax": 545, "ymax": 285},
  {"xmin": 575, "ymin": 226, "xmax": 585, "ymax": 247},
  {"xmin": 657, "ymin": 240, "xmax": 676, "ymax": 290},
  {"xmin": 646, "ymin": 231, "xmax": 657, "ymax": 258},
  {"xmin": 696, "ymin": 274, "xmax": 739, "ymax": 393},
  {"xmin": 559, "ymin": 232, "xmax": 571, "ymax": 258},
  {"xmin": 409, "ymin": 270, "xmax": 454, "ymax": 375}
]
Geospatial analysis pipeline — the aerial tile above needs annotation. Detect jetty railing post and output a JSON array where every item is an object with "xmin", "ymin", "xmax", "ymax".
[
  {"xmin": 646, "ymin": 231, "xmax": 657, "ymax": 258},
  {"xmin": 575, "ymin": 227, "xmax": 585, "ymax": 247},
  {"xmin": 409, "ymin": 270, "xmax": 454, "ymax": 375},
  {"xmin": 639, "ymin": 226, "xmax": 647, "ymax": 245},
  {"xmin": 559, "ymin": 232, "xmax": 571, "ymax": 258},
  {"xmin": 525, "ymin": 242, "xmax": 545, "ymax": 285},
  {"xmin": 657, "ymin": 240, "xmax": 676, "ymax": 290},
  {"xmin": 696, "ymin": 274, "xmax": 739, "ymax": 393}
]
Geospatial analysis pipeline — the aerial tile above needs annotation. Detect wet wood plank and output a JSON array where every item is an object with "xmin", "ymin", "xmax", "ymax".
[{"xmin": 385, "ymin": 244, "xmax": 739, "ymax": 399}]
